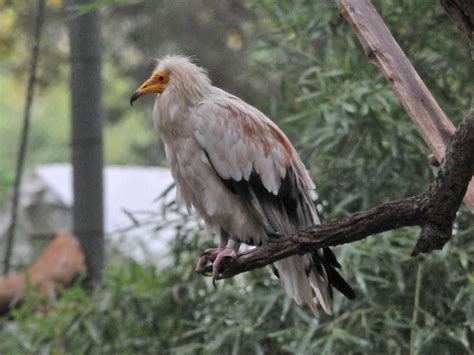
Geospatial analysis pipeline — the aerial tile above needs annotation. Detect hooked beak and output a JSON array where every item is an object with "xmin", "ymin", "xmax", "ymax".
[
  {"xmin": 130, "ymin": 75, "xmax": 167, "ymax": 107},
  {"xmin": 130, "ymin": 90, "xmax": 141, "ymax": 106}
]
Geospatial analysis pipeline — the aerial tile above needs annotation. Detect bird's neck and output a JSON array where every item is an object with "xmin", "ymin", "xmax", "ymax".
[{"xmin": 171, "ymin": 76, "xmax": 213, "ymax": 106}]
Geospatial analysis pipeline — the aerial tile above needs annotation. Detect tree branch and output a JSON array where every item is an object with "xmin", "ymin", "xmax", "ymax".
[
  {"xmin": 439, "ymin": 0, "xmax": 474, "ymax": 50},
  {"xmin": 3, "ymin": 0, "xmax": 46, "ymax": 275},
  {"xmin": 199, "ymin": 107, "xmax": 473, "ymax": 280},
  {"xmin": 196, "ymin": 0, "xmax": 474, "ymax": 282},
  {"xmin": 334, "ymin": 0, "xmax": 474, "ymax": 214}
]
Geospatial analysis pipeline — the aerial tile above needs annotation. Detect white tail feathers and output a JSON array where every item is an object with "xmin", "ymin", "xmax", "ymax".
[
  {"xmin": 308, "ymin": 266, "xmax": 332, "ymax": 315},
  {"xmin": 273, "ymin": 254, "xmax": 332, "ymax": 317}
]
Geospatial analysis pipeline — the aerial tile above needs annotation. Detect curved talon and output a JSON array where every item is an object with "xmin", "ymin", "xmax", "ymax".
[
  {"xmin": 212, "ymin": 250, "xmax": 237, "ymax": 281},
  {"xmin": 196, "ymin": 246, "xmax": 237, "ymax": 283},
  {"xmin": 212, "ymin": 255, "xmax": 234, "ymax": 288},
  {"xmin": 196, "ymin": 247, "xmax": 225, "ymax": 274},
  {"xmin": 195, "ymin": 254, "xmax": 213, "ymax": 274}
]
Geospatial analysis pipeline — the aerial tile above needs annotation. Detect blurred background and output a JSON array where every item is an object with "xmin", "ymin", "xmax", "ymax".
[{"xmin": 0, "ymin": 0, "xmax": 472, "ymax": 353}]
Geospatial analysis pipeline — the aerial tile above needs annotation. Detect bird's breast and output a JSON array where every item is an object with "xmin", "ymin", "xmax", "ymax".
[{"xmin": 153, "ymin": 99, "xmax": 194, "ymax": 139}]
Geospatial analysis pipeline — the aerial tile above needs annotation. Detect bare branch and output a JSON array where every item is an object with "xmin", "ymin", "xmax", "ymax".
[
  {"xmin": 196, "ymin": 0, "xmax": 474, "ymax": 283},
  {"xmin": 334, "ymin": 0, "xmax": 474, "ymax": 213},
  {"xmin": 199, "ymin": 108, "xmax": 473, "ymax": 280},
  {"xmin": 3, "ymin": 0, "xmax": 46, "ymax": 275},
  {"xmin": 439, "ymin": 0, "xmax": 474, "ymax": 50},
  {"xmin": 412, "ymin": 105, "xmax": 474, "ymax": 255}
]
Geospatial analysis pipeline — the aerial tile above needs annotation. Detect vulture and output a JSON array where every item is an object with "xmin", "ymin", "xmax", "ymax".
[{"xmin": 130, "ymin": 55, "xmax": 354, "ymax": 316}]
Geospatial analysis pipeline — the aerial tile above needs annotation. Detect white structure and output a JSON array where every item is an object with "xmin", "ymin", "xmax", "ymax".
[{"xmin": 0, "ymin": 164, "xmax": 181, "ymax": 266}]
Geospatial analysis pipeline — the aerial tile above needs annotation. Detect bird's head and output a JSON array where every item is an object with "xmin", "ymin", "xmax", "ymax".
[
  {"xmin": 130, "ymin": 70, "xmax": 169, "ymax": 105},
  {"xmin": 130, "ymin": 55, "xmax": 211, "ymax": 106}
]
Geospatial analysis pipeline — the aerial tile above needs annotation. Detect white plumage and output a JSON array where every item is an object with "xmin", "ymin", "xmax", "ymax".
[{"xmin": 131, "ymin": 55, "xmax": 354, "ymax": 316}]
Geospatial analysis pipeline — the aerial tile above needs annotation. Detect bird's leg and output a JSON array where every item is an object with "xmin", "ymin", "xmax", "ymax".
[
  {"xmin": 195, "ymin": 232, "xmax": 229, "ymax": 274},
  {"xmin": 211, "ymin": 239, "xmax": 240, "ymax": 284}
]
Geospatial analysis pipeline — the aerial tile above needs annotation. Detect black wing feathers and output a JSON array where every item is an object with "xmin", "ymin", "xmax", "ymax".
[
  {"xmin": 205, "ymin": 149, "xmax": 355, "ymax": 300},
  {"xmin": 324, "ymin": 264, "xmax": 356, "ymax": 300},
  {"xmin": 220, "ymin": 166, "xmax": 312, "ymax": 234}
]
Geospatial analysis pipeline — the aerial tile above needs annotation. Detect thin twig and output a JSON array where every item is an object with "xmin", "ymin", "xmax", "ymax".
[
  {"xmin": 3, "ymin": 0, "xmax": 46, "ymax": 275},
  {"xmin": 410, "ymin": 263, "xmax": 423, "ymax": 355}
]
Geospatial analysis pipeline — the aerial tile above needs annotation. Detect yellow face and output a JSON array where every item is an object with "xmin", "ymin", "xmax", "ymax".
[{"xmin": 130, "ymin": 70, "xmax": 170, "ymax": 105}]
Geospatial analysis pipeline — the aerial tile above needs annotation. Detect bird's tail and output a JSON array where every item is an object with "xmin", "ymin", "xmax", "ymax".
[{"xmin": 273, "ymin": 248, "xmax": 355, "ymax": 316}]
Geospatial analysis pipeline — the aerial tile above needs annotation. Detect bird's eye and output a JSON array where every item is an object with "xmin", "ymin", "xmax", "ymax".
[{"xmin": 158, "ymin": 76, "xmax": 164, "ymax": 82}]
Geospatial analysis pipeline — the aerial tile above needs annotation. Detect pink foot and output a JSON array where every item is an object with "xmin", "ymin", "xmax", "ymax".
[
  {"xmin": 195, "ymin": 247, "xmax": 238, "ymax": 286},
  {"xmin": 212, "ymin": 248, "xmax": 237, "ymax": 281},
  {"xmin": 195, "ymin": 247, "xmax": 225, "ymax": 274}
]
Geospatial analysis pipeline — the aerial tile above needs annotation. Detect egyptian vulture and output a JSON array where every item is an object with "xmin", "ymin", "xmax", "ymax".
[{"xmin": 130, "ymin": 55, "xmax": 354, "ymax": 316}]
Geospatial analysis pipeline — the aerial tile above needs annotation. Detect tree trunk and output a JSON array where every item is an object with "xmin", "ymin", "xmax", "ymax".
[{"xmin": 68, "ymin": 0, "xmax": 104, "ymax": 285}]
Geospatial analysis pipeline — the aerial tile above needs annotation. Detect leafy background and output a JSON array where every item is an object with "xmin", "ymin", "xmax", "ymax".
[{"xmin": 0, "ymin": 0, "xmax": 472, "ymax": 354}]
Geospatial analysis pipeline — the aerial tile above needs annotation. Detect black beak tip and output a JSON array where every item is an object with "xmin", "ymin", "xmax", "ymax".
[{"xmin": 130, "ymin": 90, "xmax": 141, "ymax": 107}]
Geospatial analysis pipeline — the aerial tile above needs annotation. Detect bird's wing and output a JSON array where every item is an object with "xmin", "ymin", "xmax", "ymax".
[
  {"xmin": 193, "ymin": 94, "xmax": 319, "ymax": 237},
  {"xmin": 193, "ymin": 94, "xmax": 355, "ymax": 313}
]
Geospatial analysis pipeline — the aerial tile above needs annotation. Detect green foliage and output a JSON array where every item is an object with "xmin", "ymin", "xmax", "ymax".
[
  {"xmin": 72, "ymin": 0, "xmax": 141, "ymax": 15},
  {"xmin": 0, "ymin": 0, "xmax": 473, "ymax": 354},
  {"xmin": 0, "ymin": 72, "xmax": 156, "ymax": 203},
  {"xmin": 1, "ymin": 185, "xmax": 472, "ymax": 354},
  {"xmin": 249, "ymin": 0, "xmax": 473, "ymax": 215},
  {"xmin": 0, "ymin": 229, "xmax": 471, "ymax": 354}
]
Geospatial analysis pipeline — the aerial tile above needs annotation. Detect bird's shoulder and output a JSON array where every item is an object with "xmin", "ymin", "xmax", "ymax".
[
  {"xmin": 194, "ymin": 89, "xmax": 263, "ymax": 124},
  {"xmin": 191, "ymin": 88, "xmax": 316, "ymax": 197},
  {"xmin": 193, "ymin": 88, "xmax": 296, "ymax": 160}
]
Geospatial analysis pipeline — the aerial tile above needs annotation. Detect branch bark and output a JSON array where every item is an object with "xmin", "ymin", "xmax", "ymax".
[
  {"xmin": 439, "ymin": 0, "xmax": 474, "ymax": 50},
  {"xmin": 334, "ymin": 0, "xmax": 474, "ymax": 214},
  {"xmin": 197, "ymin": 0, "xmax": 474, "ymax": 281},
  {"xmin": 201, "ymin": 107, "xmax": 473, "ymax": 280}
]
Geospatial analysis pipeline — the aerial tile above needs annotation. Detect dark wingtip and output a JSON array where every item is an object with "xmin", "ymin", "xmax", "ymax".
[
  {"xmin": 325, "ymin": 265, "xmax": 356, "ymax": 300},
  {"xmin": 130, "ymin": 90, "xmax": 141, "ymax": 106}
]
